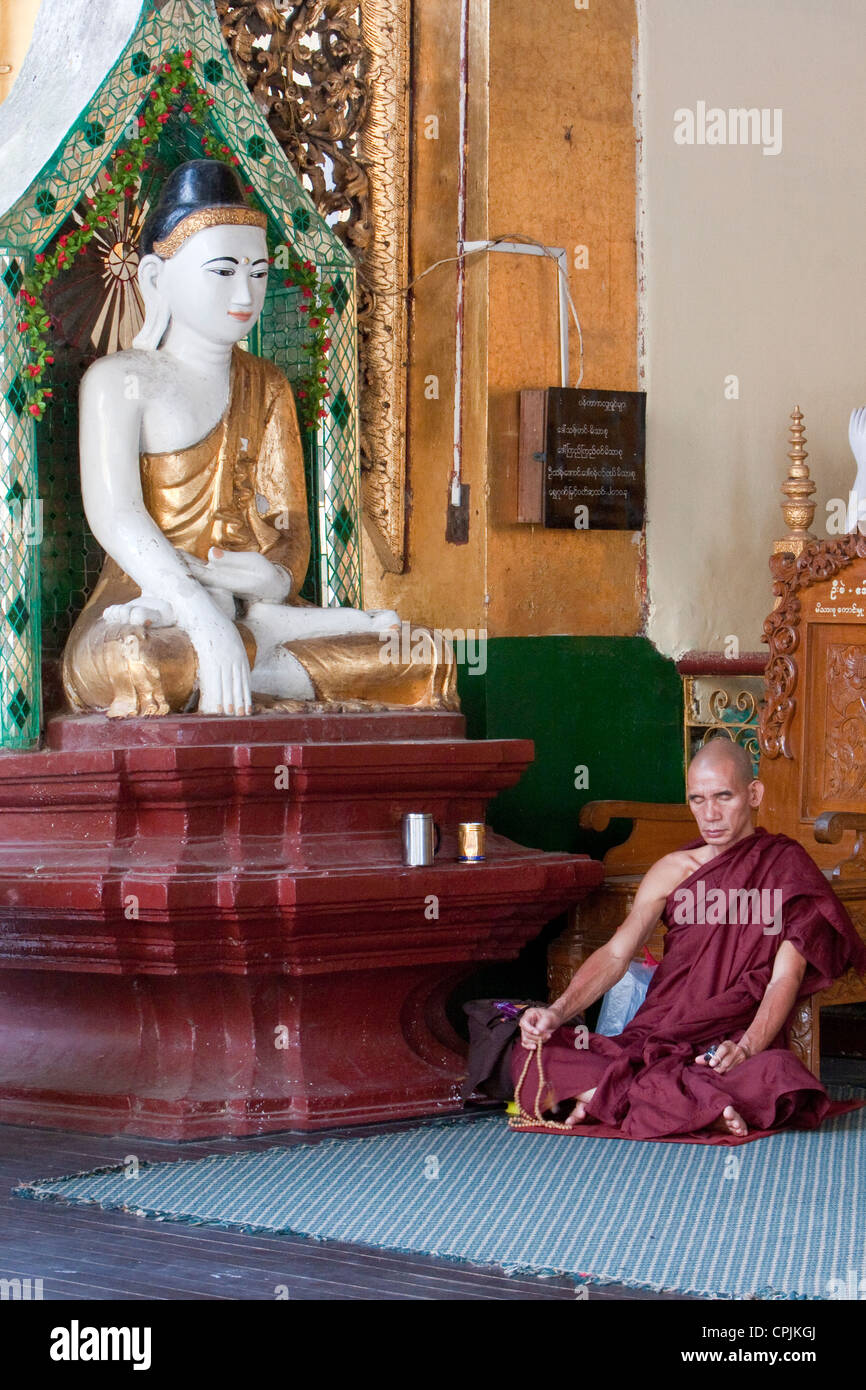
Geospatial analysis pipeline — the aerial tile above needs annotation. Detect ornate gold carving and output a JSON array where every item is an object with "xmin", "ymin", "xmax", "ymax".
[
  {"xmin": 823, "ymin": 647, "xmax": 866, "ymax": 802},
  {"xmin": 216, "ymin": 0, "xmax": 410, "ymax": 571},
  {"xmin": 152, "ymin": 206, "xmax": 268, "ymax": 258},
  {"xmin": 759, "ymin": 532, "xmax": 866, "ymax": 759},
  {"xmin": 356, "ymin": 0, "xmax": 410, "ymax": 571},
  {"xmin": 215, "ymin": 3, "xmax": 371, "ymax": 234},
  {"xmin": 772, "ymin": 406, "xmax": 816, "ymax": 556},
  {"xmin": 707, "ymin": 687, "xmax": 758, "ymax": 724},
  {"xmin": 117, "ymin": 631, "xmax": 170, "ymax": 719}
]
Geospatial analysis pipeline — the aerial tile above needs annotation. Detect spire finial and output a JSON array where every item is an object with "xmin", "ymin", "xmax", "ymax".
[{"xmin": 773, "ymin": 405, "xmax": 816, "ymax": 555}]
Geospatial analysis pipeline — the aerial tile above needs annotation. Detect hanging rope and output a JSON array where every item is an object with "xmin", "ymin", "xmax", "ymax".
[{"xmin": 381, "ymin": 234, "xmax": 585, "ymax": 389}]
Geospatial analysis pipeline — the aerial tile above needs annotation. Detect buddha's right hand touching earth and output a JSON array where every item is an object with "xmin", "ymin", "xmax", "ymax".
[
  {"xmin": 104, "ymin": 576, "xmax": 252, "ymax": 715},
  {"xmin": 172, "ymin": 586, "xmax": 253, "ymax": 716}
]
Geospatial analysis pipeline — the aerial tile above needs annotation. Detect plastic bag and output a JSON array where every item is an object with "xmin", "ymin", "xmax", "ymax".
[{"xmin": 595, "ymin": 959, "xmax": 656, "ymax": 1036}]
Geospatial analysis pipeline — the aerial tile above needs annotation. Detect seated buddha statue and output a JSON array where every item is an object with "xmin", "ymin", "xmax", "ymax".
[{"xmin": 62, "ymin": 160, "xmax": 455, "ymax": 717}]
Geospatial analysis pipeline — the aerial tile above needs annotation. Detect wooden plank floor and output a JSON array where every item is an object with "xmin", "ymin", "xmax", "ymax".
[{"xmin": 2, "ymin": 1058, "xmax": 863, "ymax": 1302}]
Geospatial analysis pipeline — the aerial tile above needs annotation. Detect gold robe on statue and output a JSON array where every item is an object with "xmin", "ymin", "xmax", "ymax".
[{"xmin": 62, "ymin": 347, "xmax": 457, "ymax": 717}]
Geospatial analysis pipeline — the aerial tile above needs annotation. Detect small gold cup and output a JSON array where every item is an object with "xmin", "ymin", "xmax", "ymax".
[{"xmin": 457, "ymin": 822, "xmax": 486, "ymax": 862}]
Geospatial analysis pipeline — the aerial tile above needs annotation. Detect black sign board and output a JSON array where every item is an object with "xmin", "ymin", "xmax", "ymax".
[{"xmin": 543, "ymin": 387, "xmax": 646, "ymax": 530}]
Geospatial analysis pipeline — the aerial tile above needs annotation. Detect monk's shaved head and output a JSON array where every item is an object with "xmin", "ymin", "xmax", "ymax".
[
  {"xmin": 686, "ymin": 737, "xmax": 762, "ymax": 851},
  {"xmin": 688, "ymin": 737, "xmax": 755, "ymax": 789}
]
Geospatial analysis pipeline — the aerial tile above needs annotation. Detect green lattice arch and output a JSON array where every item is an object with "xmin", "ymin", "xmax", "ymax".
[
  {"xmin": 0, "ymin": 250, "xmax": 42, "ymax": 746},
  {"xmin": 0, "ymin": 0, "xmax": 361, "ymax": 744}
]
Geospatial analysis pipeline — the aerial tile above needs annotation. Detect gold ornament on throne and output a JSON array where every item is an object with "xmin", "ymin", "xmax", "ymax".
[{"xmin": 772, "ymin": 405, "xmax": 817, "ymax": 558}]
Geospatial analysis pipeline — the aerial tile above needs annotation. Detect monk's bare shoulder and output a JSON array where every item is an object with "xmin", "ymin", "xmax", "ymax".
[{"xmin": 642, "ymin": 846, "xmax": 710, "ymax": 898}]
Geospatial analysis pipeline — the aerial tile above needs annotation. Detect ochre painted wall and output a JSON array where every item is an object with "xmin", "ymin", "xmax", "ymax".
[
  {"xmin": 485, "ymin": 0, "xmax": 641, "ymax": 639},
  {"xmin": 363, "ymin": 0, "xmax": 642, "ymax": 640}
]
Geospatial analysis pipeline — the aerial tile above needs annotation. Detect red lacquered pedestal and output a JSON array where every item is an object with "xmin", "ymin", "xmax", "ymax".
[{"xmin": 0, "ymin": 711, "xmax": 602, "ymax": 1138}]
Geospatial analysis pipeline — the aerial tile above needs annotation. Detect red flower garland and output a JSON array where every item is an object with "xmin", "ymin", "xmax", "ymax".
[
  {"xmin": 282, "ymin": 258, "xmax": 336, "ymax": 428},
  {"xmin": 17, "ymin": 48, "xmax": 333, "ymax": 431}
]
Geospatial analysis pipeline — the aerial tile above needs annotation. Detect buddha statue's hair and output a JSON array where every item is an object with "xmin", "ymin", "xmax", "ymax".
[
  {"xmin": 139, "ymin": 160, "xmax": 265, "ymax": 257},
  {"xmin": 133, "ymin": 160, "xmax": 267, "ymax": 350}
]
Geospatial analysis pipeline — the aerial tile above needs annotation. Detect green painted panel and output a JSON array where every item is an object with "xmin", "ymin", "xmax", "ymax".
[
  {"xmin": 458, "ymin": 636, "xmax": 685, "ymax": 855},
  {"xmin": 454, "ymin": 654, "xmax": 487, "ymax": 742}
]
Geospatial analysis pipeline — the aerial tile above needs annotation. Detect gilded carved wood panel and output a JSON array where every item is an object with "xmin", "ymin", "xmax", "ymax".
[
  {"xmin": 759, "ymin": 533, "xmax": 866, "ymax": 761},
  {"xmin": 216, "ymin": 0, "xmax": 410, "ymax": 571}
]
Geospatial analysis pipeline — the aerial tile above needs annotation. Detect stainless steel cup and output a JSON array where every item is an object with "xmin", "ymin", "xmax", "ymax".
[{"xmin": 402, "ymin": 812, "xmax": 441, "ymax": 866}]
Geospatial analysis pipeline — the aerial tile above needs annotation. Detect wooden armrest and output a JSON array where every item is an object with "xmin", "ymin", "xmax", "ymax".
[
  {"xmin": 579, "ymin": 800, "xmax": 695, "ymax": 875},
  {"xmin": 579, "ymin": 800, "xmax": 693, "ymax": 832},
  {"xmin": 814, "ymin": 811, "xmax": 866, "ymax": 841},
  {"xmin": 814, "ymin": 812, "xmax": 866, "ymax": 881}
]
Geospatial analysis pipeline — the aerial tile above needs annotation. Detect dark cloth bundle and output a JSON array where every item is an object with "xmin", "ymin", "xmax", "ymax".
[{"xmin": 461, "ymin": 998, "xmax": 544, "ymax": 1101}]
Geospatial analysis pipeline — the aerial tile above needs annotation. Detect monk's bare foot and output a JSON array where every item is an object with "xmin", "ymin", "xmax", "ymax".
[
  {"xmin": 564, "ymin": 1087, "xmax": 597, "ymax": 1128},
  {"xmin": 712, "ymin": 1104, "xmax": 748, "ymax": 1137}
]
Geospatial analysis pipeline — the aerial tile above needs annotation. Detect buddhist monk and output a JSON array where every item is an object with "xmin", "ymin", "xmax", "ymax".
[{"xmin": 513, "ymin": 737, "xmax": 866, "ymax": 1141}]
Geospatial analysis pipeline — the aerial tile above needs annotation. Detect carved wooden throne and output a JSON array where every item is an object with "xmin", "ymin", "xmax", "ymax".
[{"xmin": 757, "ymin": 410, "xmax": 866, "ymax": 1071}]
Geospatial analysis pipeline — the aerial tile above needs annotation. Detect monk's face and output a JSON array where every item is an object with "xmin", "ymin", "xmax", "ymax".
[
  {"xmin": 686, "ymin": 755, "xmax": 763, "ymax": 849},
  {"xmin": 155, "ymin": 224, "xmax": 269, "ymax": 346}
]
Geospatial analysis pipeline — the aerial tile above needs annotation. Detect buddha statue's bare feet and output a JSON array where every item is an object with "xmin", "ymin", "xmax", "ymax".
[
  {"xmin": 367, "ymin": 608, "xmax": 400, "ymax": 631},
  {"xmin": 564, "ymin": 1087, "xmax": 597, "ymax": 1127},
  {"xmin": 712, "ymin": 1105, "xmax": 748, "ymax": 1137}
]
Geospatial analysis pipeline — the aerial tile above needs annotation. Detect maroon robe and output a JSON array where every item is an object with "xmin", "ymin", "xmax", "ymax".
[{"xmin": 511, "ymin": 829, "xmax": 866, "ymax": 1143}]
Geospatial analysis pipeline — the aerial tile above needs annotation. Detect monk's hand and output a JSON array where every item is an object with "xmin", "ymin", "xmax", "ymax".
[
  {"xmin": 694, "ymin": 1039, "xmax": 750, "ymax": 1075},
  {"xmin": 519, "ymin": 1006, "xmax": 562, "ymax": 1049},
  {"xmin": 184, "ymin": 549, "xmax": 291, "ymax": 604}
]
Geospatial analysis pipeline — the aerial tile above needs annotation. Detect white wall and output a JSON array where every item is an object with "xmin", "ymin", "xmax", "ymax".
[
  {"xmin": 639, "ymin": 0, "xmax": 866, "ymax": 657},
  {"xmin": 0, "ymin": 0, "xmax": 143, "ymax": 213}
]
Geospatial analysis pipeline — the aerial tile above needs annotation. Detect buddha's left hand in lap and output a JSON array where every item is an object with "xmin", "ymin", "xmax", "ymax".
[
  {"xmin": 103, "ymin": 550, "xmax": 289, "ymax": 629},
  {"xmin": 183, "ymin": 548, "xmax": 291, "ymax": 604}
]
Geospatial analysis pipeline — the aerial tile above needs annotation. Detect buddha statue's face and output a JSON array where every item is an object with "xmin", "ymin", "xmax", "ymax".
[{"xmin": 149, "ymin": 223, "xmax": 269, "ymax": 346}]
